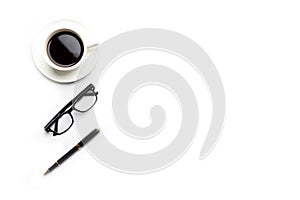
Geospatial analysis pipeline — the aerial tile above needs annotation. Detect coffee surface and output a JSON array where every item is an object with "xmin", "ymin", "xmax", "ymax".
[{"xmin": 47, "ymin": 31, "xmax": 84, "ymax": 67}]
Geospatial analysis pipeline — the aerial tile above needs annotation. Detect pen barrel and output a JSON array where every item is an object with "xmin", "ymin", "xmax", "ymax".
[
  {"xmin": 56, "ymin": 129, "xmax": 99, "ymax": 165},
  {"xmin": 45, "ymin": 129, "xmax": 99, "ymax": 175},
  {"xmin": 57, "ymin": 144, "xmax": 81, "ymax": 164}
]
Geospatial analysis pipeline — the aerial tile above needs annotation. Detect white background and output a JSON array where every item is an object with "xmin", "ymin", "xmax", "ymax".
[{"xmin": 1, "ymin": 0, "xmax": 300, "ymax": 199}]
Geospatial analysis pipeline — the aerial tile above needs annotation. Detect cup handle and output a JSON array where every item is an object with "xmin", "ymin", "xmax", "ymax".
[{"xmin": 87, "ymin": 43, "xmax": 99, "ymax": 51}]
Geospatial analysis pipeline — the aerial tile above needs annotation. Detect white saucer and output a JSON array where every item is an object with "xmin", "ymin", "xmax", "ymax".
[{"xmin": 32, "ymin": 19, "xmax": 98, "ymax": 83}]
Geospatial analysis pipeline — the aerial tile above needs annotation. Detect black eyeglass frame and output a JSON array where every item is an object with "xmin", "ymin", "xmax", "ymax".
[{"xmin": 44, "ymin": 84, "xmax": 98, "ymax": 136}]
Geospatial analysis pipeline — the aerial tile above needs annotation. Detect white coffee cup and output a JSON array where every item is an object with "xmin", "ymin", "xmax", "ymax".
[{"xmin": 43, "ymin": 28, "xmax": 97, "ymax": 72}]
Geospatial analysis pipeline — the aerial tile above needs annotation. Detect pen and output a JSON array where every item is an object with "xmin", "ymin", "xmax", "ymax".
[{"xmin": 44, "ymin": 128, "xmax": 99, "ymax": 175}]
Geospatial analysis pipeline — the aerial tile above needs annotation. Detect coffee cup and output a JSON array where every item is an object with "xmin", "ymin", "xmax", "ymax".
[{"xmin": 43, "ymin": 28, "xmax": 97, "ymax": 71}]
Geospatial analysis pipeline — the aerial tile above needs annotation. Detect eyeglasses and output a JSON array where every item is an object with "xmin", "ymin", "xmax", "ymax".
[{"xmin": 44, "ymin": 84, "xmax": 98, "ymax": 136}]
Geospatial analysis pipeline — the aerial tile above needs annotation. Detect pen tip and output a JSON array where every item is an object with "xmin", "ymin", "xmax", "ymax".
[{"xmin": 44, "ymin": 170, "xmax": 50, "ymax": 176}]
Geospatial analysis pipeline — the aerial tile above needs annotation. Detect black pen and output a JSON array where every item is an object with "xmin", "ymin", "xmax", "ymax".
[{"xmin": 44, "ymin": 129, "xmax": 99, "ymax": 175}]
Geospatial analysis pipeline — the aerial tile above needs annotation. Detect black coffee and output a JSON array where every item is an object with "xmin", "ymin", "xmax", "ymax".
[{"xmin": 47, "ymin": 31, "xmax": 84, "ymax": 67}]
